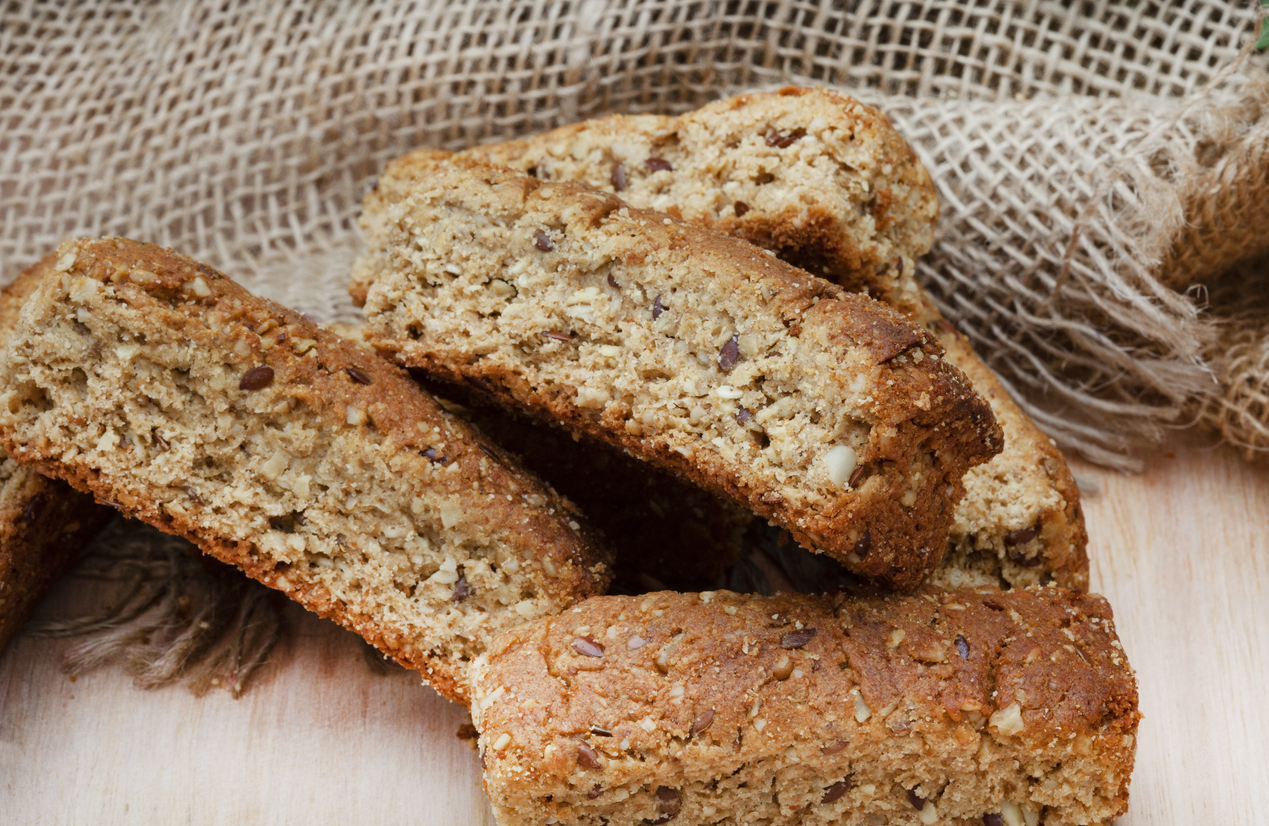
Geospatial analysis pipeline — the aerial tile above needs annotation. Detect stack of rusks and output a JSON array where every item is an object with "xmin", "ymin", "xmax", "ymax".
[{"xmin": 0, "ymin": 88, "xmax": 1138, "ymax": 826}]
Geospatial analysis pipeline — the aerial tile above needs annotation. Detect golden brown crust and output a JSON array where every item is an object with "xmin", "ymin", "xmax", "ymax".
[
  {"xmin": 464, "ymin": 89, "xmax": 1088, "ymax": 591},
  {"xmin": 0, "ymin": 237, "xmax": 612, "ymax": 702},
  {"xmin": 355, "ymin": 155, "xmax": 1003, "ymax": 590},
  {"xmin": 473, "ymin": 588, "xmax": 1139, "ymax": 826},
  {"xmin": 0, "ymin": 255, "xmax": 114, "ymax": 654}
]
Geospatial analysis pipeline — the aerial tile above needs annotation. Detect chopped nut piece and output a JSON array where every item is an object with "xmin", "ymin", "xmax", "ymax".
[
  {"xmin": 691, "ymin": 709, "xmax": 714, "ymax": 735},
  {"xmin": 644, "ymin": 157, "xmax": 673, "ymax": 172},
  {"xmin": 451, "ymin": 575, "xmax": 473, "ymax": 602},
  {"xmin": 346, "ymin": 367, "xmax": 373, "ymax": 385},
  {"xmin": 820, "ymin": 739, "xmax": 847, "ymax": 755},
  {"xmin": 492, "ymin": 732, "xmax": 512, "ymax": 750},
  {"xmin": 989, "ymin": 703, "xmax": 1025, "ymax": 736},
  {"xmin": 825, "ymin": 444, "xmax": 858, "ymax": 487},
  {"xmin": 907, "ymin": 788, "xmax": 926, "ymax": 809},
  {"xmin": 733, "ymin": 201, "xmax": 750, "ymax": 217},
  {"xmin": 534, "ymin": 230, "xmax": 554, "ymax": 252}
]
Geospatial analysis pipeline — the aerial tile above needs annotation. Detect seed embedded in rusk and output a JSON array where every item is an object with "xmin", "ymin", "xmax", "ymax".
[
  {"xmin": 644, "ymin": 157, "xmax": 673, "ymax": 172},
  {"xmin": 572, "ymin": 636, "xmax": 604, "ymax": 657},
  {"xmin": 238, "ymin": 365, "xmax": 274, "ymax": 390},
  {"xmin": 576, "ymin": 740, "xmax": 602, "ymax": 770}
]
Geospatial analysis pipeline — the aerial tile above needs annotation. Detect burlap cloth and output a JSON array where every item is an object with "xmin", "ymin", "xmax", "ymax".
[{"xmin": 3, "ymin": 0, "xmax": 1268, "ymax": 467}]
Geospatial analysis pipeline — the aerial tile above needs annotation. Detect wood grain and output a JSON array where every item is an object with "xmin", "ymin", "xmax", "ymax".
[{"xmin": 1, "ymin": 433, "xmax": 1266, "ymax": 824}]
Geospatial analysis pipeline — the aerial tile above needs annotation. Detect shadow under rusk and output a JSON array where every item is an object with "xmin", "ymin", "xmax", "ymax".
[{"xmin": 28, "ymin": 521, "xmax": 287, "ymax": 698}]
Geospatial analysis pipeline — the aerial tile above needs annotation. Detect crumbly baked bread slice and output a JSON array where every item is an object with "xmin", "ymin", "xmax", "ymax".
[
  {"xmin": 0, "ymin": 257, "xmax": 114, "ymax": 653},
  {"xmin": 330, "ymin": 322, "xmax": 751, "ymax": 593},
  {"xmin": 472, "ymin": 588, "xmax": 1139, "ymax": 826},
  {"xmin": 460, "ymin": 86, "xmax": 934, "ymax": 311},
  {"xmin": 353, "ymin": 155, "xmax": 1003, "ymax": 590},
  {"xmin": 0, "ymin": 237, "xmax": 612, "ymax": 702},
  {"xmin": 459, "ymin": 88, "xmax": 1087, "ymax": 590}
]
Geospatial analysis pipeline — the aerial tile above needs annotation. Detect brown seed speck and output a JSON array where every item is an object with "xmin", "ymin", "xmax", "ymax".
[
  {"xmin": 589, "ymin": 725, "xmax": 612, "ymax": 737},
  {"xmin": 781, "ymin": 628, "xmax": 817, "ymax": 649},
  {"xmin": 821, "ymin": 779, "xmax": 851, "ymax": 804},
  {"xmin": 765, "ymin": 129, "xmax": 801, "ymax": 148},
  {"xmin": 655, "ymin": 787, "xmax": 681, "ymax": 817},
  {"xmin": 955, "ymin": 634, "xmax": 970, "ymax": 659},
  {"xmin": 644, "ymin": 156, "xmax": 672, "ymax": 172},
  {"xmin": 184, "ymin": 486, "xmax": 206, "ymax": 506},
  {"xmin": 691, "ymin": 709, "xmax": 714, "ymax": 735},
  {"xmin": 1009, "ymin": 548, "xmax": 1044, "ymax": 568},
  {"xmin": 534, "ymin": 230, "xmax": 554, "ymax": 252},
  {"xmin": 821, "ymin": 739, "xmax": 847, "ymax": 755},
  {"xmin": 895, "ymin": 257, "xmax": 904, "ymax": 276},
  {"xmin": 540, "ymin": 330, "xmax": 576, "ymax": 342},
  {"xmin": 346, "ymin": 367, "xmax": 373, "ymax": 385},
  {"xmin": 718, "ymin": 334, "xmax": 740, "ymax": 371},
  {"xmin": 852, "ymin": 530, "xmax": 872, "ymax": 561},
  {"xmin": 983, "ymin": 815, "xmax": 1004, "ymax": 826},
  {"xmin": 451, "ymin": 576, "xmax": 473, "ymax": 603},
  {"xmin": 239, "ymin": 366, "xmax": 274, "ymax": 390},
  {"xmin": 733, "ymin": 201, "xmax": 750, "ymax": 217},
  {"xmin": 153, "ymin": 431, "xmax": 170, "ymax": 451},
  {"xmin": 652, "ymin": 294, "xmax": 665, "ymax": 320},
  {"xmin": 907, "ymin": 788, "xmax": 926, "ymax": 809},
  {"xmin": 587, "ymin": 784, "xmax": 604, "ymax": 800},
  {"xmin": 456, "ymin": 723, "xmax": 478, "ymax": 741},
  {"xmin": 1004, "ymin": 524, "xmax": 1040, "ymax": 547},
  {"xmin": 576, "ymin": 740, "xmax": 602, "ymax": 770},
  {"xmin": 735, "ymin": 407, "xmax": 752, "ymax": 425},
  {"xmin": 849, "ymin": 464, "xmax": 866, "ymax": 488},
  {"xmin": 607, "ymin": 274, "xmax": 619, "ymax": 289},
  {"xmin": 572, "ymin": 636, "xmax": 604, "ymax": 657},
  {"xmin": 610, "ymin": 163, "xmax": 627, "ymax": 191}
]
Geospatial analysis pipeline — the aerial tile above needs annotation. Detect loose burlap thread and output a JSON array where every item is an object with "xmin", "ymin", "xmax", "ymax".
[{"xmin": 5, "ymin": 0, "xmax": 1269, "ymax": 693}]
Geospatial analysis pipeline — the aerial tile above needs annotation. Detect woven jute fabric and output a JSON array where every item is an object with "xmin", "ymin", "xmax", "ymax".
[{"xmin": 2, "ymin": 0, "xmax": 1267, "ymax": 467}]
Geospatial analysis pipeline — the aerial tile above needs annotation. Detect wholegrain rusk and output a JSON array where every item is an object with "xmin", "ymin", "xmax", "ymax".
[
  {"xmin": 0, "ymin": 257, "xmax": 114, "ymax": 653},
  {"xmin": 0, "ymin": 238, "xmax": 611, "ymax": 702},
  {"xmin": 460, "ymin": 86, "xmax": 935, "ymax": 311},
  {"xmin": 460, "ymin": 88, "xmax": 1087, "ymax": 590},
  {"xmin": 353, "ymin": 156, "xmax": 1003, "ymax": 590},
  {"xmin": 472, "ymin": 589, "xmax": 1139, "ymax": 826},
  {"xmin": 330, "ymin": 322, "xmax": 751, "ymax": 593}
]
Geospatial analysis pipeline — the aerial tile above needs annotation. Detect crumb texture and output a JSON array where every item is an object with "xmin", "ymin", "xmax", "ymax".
[
  {"xmin": 473, "ymin": 588, "xmax": 1139, "ymax": 826},
  {"xmin": 0, "ymin": 237, "xmax": 611, "ymax": 702},
  {"xmin": 0, "ymin": 255, "xmax": 114, "ymax": 653},
  {"xmin": 354, "ymin": 156, "xmax": 1002, "ymax": 590},
  {"xmin": 464, "ymin": 88, "xmax": 1086, "ymax": 591},
  {"xmin": 459, "ymin": 86, "xmax": 936, "ymax": 310}
]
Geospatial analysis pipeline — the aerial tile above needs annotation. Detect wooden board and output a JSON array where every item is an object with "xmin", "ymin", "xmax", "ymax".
[{"xmin": 2, "ymin": 433, "xmax": 1267, "ymax": 823}]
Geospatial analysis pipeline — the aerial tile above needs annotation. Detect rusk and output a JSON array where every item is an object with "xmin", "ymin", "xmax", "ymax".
[
  {"xmin": 472, "ymin": 589, "xmax": 1139, "ymax": 826},
  {"xmin": 0, "ymin": 237, "xmax": 611, "ymax": 702},
  {"xmin": 0, "ymin": 257, "xmax": 114, "ymax": 653},
  {"xmin": 461, "ymin": 88, "xmax": 1086, "ymax": 590},
  {"xmin": 354, "ymin": 156, "xmax": 1003, "ymax": 590}
]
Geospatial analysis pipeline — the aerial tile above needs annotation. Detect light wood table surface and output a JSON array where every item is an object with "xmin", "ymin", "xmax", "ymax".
[{"xmin": 1, "ymin": 433, "xmax": 1266, "ymax": 824}]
